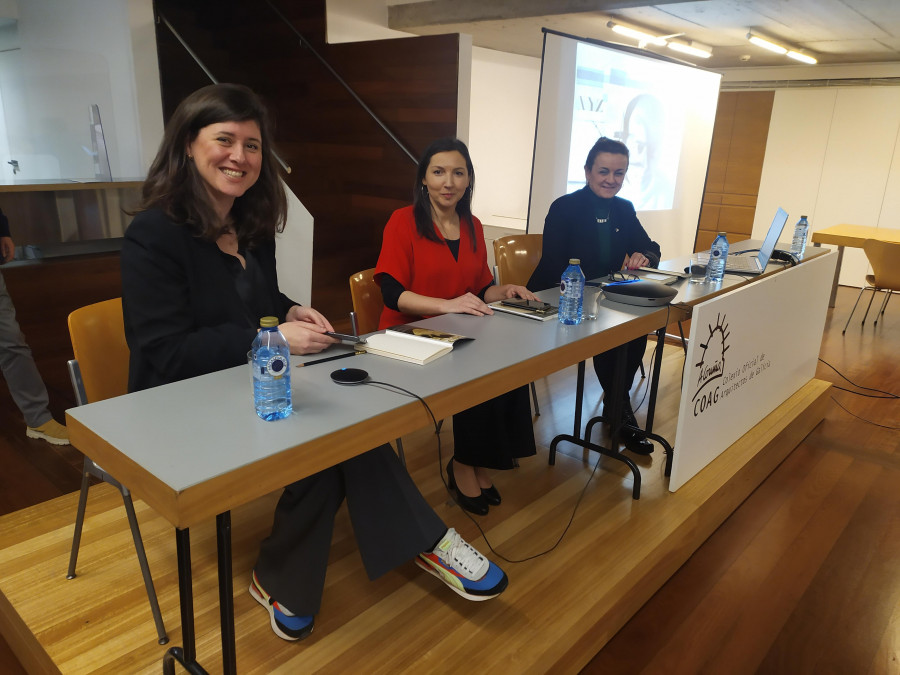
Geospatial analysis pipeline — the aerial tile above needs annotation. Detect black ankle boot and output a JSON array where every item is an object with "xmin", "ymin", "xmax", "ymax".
[{"xmin": 447, "ymin": 460, "xmax": 489, "ymax": 515}]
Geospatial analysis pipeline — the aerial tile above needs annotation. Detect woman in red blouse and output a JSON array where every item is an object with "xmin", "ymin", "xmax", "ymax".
[{"xmin": 375, "ymin": 138, "xmax": 537, "ymax": 515}]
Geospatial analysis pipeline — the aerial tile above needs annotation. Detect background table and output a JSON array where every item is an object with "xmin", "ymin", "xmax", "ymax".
[{"xmin": 811, "ymin": 224, "xmax": 900, "ymax": 307}]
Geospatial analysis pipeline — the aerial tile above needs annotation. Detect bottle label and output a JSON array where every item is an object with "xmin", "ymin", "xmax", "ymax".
[
  {"xmin": 263, "ymin": 354, "xmax": 289, "ymax": 379},
  {"xmin": 560, "ymin": 280, "xmax": 567, "ymax": 294}
]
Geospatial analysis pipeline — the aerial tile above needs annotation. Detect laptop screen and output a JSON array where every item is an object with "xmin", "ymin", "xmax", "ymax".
[{"xmin": 756, "ymin": 207, "xmax": 790, "ymax": 266}]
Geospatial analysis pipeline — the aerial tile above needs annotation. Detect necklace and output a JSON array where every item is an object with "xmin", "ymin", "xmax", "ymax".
[{"xmin": 596, "ymin": 210, "xmax": 611, "ymax": 225}]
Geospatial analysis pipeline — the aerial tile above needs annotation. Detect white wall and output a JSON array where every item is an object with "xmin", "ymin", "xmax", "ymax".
[
  {"xmin": 468, "ymin": 48, "xmax": 540, "ymax": 231},
  {"xmin": 754, "ymin": 85, "xmax": 900, "ymax": 287}
]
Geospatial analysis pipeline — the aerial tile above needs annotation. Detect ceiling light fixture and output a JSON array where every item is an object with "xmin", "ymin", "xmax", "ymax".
[
  {"xmin": 667, "ymin": 41, "xmax": 712, "ymax": 59},
  {"xmin": 746, "ymin": 31, "xmax": 818, "ymax": 64},
  {"xmin": 747, "ymin": 32, "xmax": 787, "ymax": 55},
  {"xmin": 786, "ymin": 50, "xmax": 817, "ymax": 65},
  {"xmin": 607, "ymin": 21, "xmax": 667, "ymax": 47}
]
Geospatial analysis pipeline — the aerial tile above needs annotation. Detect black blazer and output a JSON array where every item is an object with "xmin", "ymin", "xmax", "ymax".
[
  {"xmin": 121, "ymin": 208, "xmax": 296, "ymax": 392},
  {"xmin": 528, "ymin": 187, "xmax": 661, "ymax": 292}
]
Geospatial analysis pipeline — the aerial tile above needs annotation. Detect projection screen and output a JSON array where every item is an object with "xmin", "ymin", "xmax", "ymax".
[{"xmin": 527, "ymin": 30, "xmax": 722, "ymax": 259}]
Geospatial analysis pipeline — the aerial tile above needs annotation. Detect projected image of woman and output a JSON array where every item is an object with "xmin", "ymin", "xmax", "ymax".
[
  {"xmin": 528, "ymin": 136, "xmax": 660, "ymax": 455},
  {"xmin": 621, "ymin": 93, "xmax": 672, "ymax": 211}
]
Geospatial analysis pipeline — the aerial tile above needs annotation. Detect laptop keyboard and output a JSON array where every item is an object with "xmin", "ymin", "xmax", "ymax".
[{"xmin": 697, "ymin": 252, "xmax": 760, "ymax": 272}]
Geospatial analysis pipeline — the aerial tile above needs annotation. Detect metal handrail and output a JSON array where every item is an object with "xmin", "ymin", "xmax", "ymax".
[{"xmin": 263, "ymin": 0, "xmax": 418, "ymax": 165}]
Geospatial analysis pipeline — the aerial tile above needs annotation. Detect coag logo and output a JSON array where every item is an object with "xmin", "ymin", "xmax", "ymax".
[{"xmin": 692, "ymin": 313, "xmax": 729, "ymax": 417}]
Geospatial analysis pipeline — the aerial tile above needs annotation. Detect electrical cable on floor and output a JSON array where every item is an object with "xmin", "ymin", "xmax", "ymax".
[
  {"xmin": 814, "ymin": 357, "xmax": 899, "ymax": 429},
  {"xmin": 358, "ymin": 379, "xmax": 606, "ymax": 564},
  {"xmin": 817, "ymin": 357, "xmax": 898, "ymax": 398},
  {"xmin": 829, "ymin": 396, "xmax": 900, "ymax": 430}
]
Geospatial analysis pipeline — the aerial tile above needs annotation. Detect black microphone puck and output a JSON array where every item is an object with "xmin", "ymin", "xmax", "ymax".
[{"xmin": 330, "ymin": 368, "xmax": 369, "ymax": 384}]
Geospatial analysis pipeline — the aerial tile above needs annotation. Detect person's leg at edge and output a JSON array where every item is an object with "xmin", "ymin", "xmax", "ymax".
[
  {"xmin": 0, "ymin": 272, "xmax": 67, "ymax": 444},
  {"xmin": 250, "ymin": 467, "xmax": 344, "ymax": 639},
  {"xmin": 344, "ymin": 444, "xmax": 508, "ymax": 601},
  {"xmin": 592, "ymin": 336, "xmax": 654, "ymax": 454}
]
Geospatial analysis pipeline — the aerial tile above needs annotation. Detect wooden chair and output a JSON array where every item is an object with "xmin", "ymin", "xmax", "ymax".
[
  {"xmin": 493, "ymin": 233, "xmax": 543, "ymax": 289},
  {"xmin": 348, "ymin": 269, "xmax": 407, "ymax": 463},
  {"xmin": 66, "ymin": 298, "xmax": 168, "ymax": 644},
  {"xmin": 843, "ymin": 239, "xmax": 900, "ymax": 333},
  {"xmin": 493, "ymin": 234, "xmax": 545, "ymax": 415},
  {"xmin": 349, "ymin": 268, "xmax": 384, "ymax": 335}
]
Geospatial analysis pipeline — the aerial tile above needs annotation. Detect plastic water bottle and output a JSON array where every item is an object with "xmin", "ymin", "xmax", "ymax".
[
  {"xmin": 705, "ymin": 232, "xmax": 729, "ymax": 283},
  {"xmin": 558, "ymin": 258, "xmax": 585, "ymax": 325},
  {"xmin": 791, "ymin": 215, "xmax": 809, "ymax": 258},
  {"xmin": 251, "ymin": 316, "xmax": 292, "ymax": 421}
]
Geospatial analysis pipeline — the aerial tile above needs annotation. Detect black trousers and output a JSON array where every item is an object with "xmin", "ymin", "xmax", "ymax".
[
  {"xmin": 254, "ymin": 443, "xmax": 446, "ymax": 615},
  {"xmin": 591, "ymin": 334, "xmax": 648, "ymax": 407}
]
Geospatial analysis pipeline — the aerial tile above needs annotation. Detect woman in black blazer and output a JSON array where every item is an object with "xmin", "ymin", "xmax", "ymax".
[
  {"xmin": 121, "ymin": 84, "xmax": 508, "ymax": 643},
  {"xmin": 529, "ymin": 137, "xmax": 661, "ymax": 455}
]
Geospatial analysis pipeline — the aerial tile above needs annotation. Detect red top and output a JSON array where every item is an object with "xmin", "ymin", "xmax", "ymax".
[{"xmin": 375, "ymin": 205, "xmax": 494, "ymax": 329}]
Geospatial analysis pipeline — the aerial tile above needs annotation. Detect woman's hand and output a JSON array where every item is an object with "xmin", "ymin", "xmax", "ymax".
[
  {"xmin": 622, "ymin": 252, "xmax": 650, "ymax": 270},
  {"xmin": 441, "ymin": 292, "xmax": 494, "ymax": 317},
  {"xmin": 484, "ymin": 284, "xmax": 539, "ymax": 304},
  {"xmin": 281, "ymin": 305, "xmax": 338, "ymax": 354}
]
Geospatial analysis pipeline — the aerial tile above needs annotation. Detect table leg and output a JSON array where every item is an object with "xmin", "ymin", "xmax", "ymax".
[
  {"xmin": 218, "ymin": 511, "xmax": 237, "ymax": 675},
  {"xmin": 549, "ymin": 345, "xmax": 643, "ymax": 499},
  {"xmin": 817, "ymin": 242, "xmax": 843, "ymax": 308},
  {"xmin": 162, "ymin": 528, "xmax": 209, "ymax": 675},
  {"xmin": 573, "ymin": 360, "xmax": 586, "ymax": 439},
  {"xmin": 644, "ymin": 327, "xmax": 666, "ymax": 434}
]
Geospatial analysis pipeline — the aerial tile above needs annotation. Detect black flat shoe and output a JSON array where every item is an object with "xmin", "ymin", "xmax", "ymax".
[
  {"xmin": 481, "ymin": 484, "xmax": 501, "ymax": 506},
  {"xmin": 447, "ymin": 460, "xmax": 489, "ymax": 515},
  {"xmin": 603, "ymin": 405, "xmax": 655, "ymax": 456},
  {"xmin": 620, "ymin": 427, "xmax": 654, "ymax": 455}
]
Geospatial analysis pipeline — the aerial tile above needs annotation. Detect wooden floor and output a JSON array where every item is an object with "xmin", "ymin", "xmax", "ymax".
[{"xmin": 0, "ymin": 285, "xmax": 896, "ymax": 673}]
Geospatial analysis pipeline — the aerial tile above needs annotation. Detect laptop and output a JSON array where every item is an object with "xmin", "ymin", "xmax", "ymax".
[{"xmin": 698, "ymin": 207, "xmax": 789, "ymax": 275}]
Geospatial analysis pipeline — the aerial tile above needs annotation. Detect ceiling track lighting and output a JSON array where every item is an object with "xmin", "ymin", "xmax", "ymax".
[{"xmin": 747, "ymin": 31, "xmax": 817, "ymax": 64}]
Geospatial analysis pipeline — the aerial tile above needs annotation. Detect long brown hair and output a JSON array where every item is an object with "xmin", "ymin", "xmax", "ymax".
[{"xmin": 134, "ymin": 83, "xmax": 286, "ymax": 248}]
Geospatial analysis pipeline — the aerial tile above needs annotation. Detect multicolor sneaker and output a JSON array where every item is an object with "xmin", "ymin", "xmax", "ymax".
[
  {"xmin": 26, "ymin": 419, "xmax": 70, "ymax": 446},
  {"xmin": 415, "ymin": 528, "xmax": 508, "ymax": 601},
  {"xmin": 249, "ymin": 570, "xmax": 314, "ymax": 641}
]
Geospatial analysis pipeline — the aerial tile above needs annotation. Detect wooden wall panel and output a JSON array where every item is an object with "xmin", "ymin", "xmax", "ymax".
[
  {"xmin": 153, "ymin": 0, "xmax": 459, "ymax": 321},
  {"xmin": 697, "ymin": 91, "xmax": 774, "ymax": 251}
]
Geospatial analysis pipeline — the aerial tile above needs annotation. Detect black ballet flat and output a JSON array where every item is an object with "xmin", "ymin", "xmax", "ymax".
[
  {"xmin": 481, "ymin": 485, "xmax": 501, "ymax": 506},
  {"xmin": 447, "ymin": 460, "xmax": 489, "ymax": 516}
]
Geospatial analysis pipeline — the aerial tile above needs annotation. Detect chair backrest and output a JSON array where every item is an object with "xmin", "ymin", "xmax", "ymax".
[
  {"xmin": 68, "ymin": 298, "xmax": 129, "ymax": 404},
  {"xmin": 863, "ymin": 239, "xmax": 900, "ymax": 290},
  {"xmin": 349, "ymin": 268, "xmax": 383, "ymax": 335},
  {"xmin": 493, "ymin": 234, "xmax": 544, "ymax": 286}
]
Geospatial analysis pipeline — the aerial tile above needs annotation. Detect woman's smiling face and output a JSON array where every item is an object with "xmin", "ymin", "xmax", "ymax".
[
  {"xmin": 188, "ymin": 119, "xmax": 263, "ymax": 217},
  {"xmin": 585, "ymin": 151, "xmax": 628, "ymax": 199}
]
